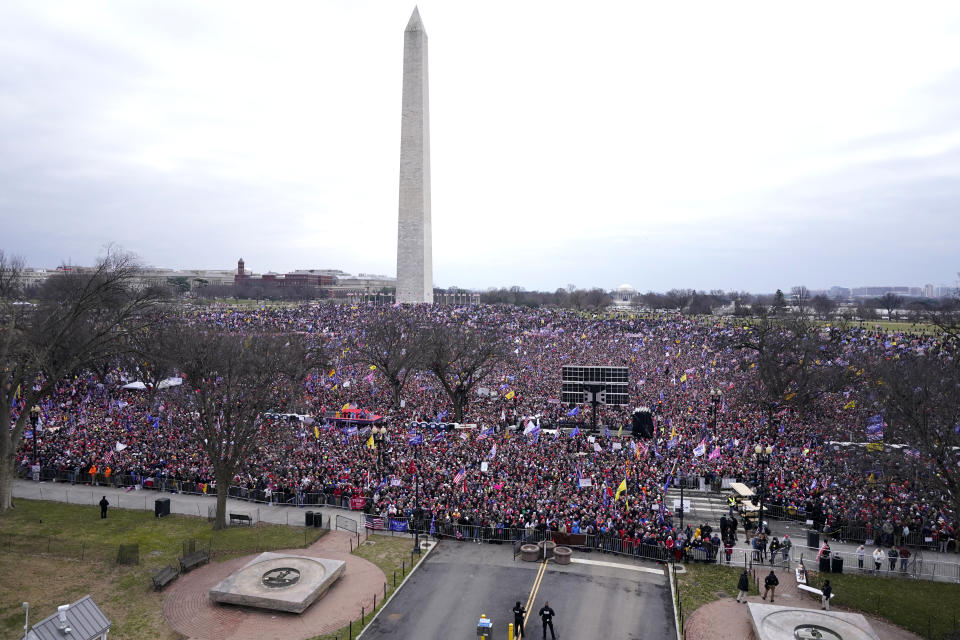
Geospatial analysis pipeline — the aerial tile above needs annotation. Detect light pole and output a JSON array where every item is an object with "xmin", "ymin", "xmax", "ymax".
[
  {"xmin": 410, "ymin": 448, "xmax": 421, "ymax": 555},
  {"xmin": 754, "ymin": 444, "xmax": 773, "ymax": 534}
]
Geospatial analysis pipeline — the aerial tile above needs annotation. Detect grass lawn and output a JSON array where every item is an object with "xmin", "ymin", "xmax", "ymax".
[
  {"xmin": 677, "ymin": 563, "xmax": 759, "ymax": 617},
  {"xmin": 310, "ymin": 534, "xmax": 426, "ymax": 640},
  {"xmin": 0, "ymin": 499, "xmax": 325, "ymax": 639},
  {"xmin": 806, "ymin": 572, "xmax": 960, "ymax": 639},
  {"xmin": 677, "ymin": 563, "xmax": 960, "ymax": 639}
]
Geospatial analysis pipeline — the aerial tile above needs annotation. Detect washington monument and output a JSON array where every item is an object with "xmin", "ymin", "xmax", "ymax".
[{"xmin": 396, "ymin": 7, "xmax": 433, "ymax": 304}]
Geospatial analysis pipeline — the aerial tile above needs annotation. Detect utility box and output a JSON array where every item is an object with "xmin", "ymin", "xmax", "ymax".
[
  {"xmin": 155, "ymin": 498, "xmax": 171, "ymax": 518},
  {"xmin": 476, "ymin": 614, "xmax": 493, "ymax": 639}
]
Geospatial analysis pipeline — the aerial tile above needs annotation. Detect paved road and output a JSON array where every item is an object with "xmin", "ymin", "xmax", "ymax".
[{"xmin": 362, "ymin": 542, "xmax": 672, "ymax": 640}]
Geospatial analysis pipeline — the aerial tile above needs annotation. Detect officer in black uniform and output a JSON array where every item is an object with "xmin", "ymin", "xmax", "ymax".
[
  {"xmin": 538, "ymin": 601, "xmax": 556, "ymax": 640},
  {"xmin": 512, "ymin": 601, "xmax": 526, "ymax": 638},
  {"xmin": 99, "ymin": 496, "xmax": 109, "ymax": 519}
]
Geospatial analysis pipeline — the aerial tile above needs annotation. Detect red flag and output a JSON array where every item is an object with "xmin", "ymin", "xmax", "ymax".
[{"xmin": 408, "ymin": 460, "xmax": 417, "ymax": 475}]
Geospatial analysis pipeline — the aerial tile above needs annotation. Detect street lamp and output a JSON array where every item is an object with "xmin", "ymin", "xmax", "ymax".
[
  {"xmin": 754, "ymin": 444, "xmax": 773, "ymax": 534},
  {"xmin": 409, "ymin": 447, "xmax": 422, "ymax": 555}
]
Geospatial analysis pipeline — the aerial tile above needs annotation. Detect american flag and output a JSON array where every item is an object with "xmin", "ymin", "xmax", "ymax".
[
  {"xmin": 453, "ymin": 468, "xmax": 465, "ymax": 483},
  {"xmin": 364, "ymin": 514, "xmax": 385, "ymax": 530}
]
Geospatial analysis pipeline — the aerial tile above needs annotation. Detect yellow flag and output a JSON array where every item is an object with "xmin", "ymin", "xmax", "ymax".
[
  {"xmin": 670, "ymin": 425, "xmax": 677, "ymax": 440},
  {"xmin": 617, "ymin": 425, "xmax": 623, "ymax": 437},
  {"xmin": 328, "ymin": 369, "xmax": 335, "ymax": 378},
  {"xmin": 785, "ymin": 392, "xmax": 796, "ymax": 401},
  {"xmin": 366, "ymin": 435, "xmax": 376, "ymax": 449},
  {"xmin": 369, "ymin": 365, "xmax": 377, "ymax": 370},
  {"xmin": 866, "ymin": 442, "xmax": 883, "ymax": 452},
  {"xmin": 680, "ymin": 374, "xmax": 687, "ymax": 383},
  {"xmin": 505, "ymin": 390, "xmax": 515, "ymax": 400},
  {"xmin": 314, "ymin": 425, "xmax": 320, "ymax": 439},
  {"xmin": 342, "ymin": 403, "xmax": 351, "ymax": 412},
  {"xmin": 843, "ymin": 400, "xmax": 856, "ymax": 410},
  {"xmin": 615, "ymin": 478, "xmax": 627, "ymax": 501}
]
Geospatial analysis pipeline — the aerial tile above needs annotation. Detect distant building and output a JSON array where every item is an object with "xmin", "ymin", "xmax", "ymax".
[{"xmin": 612, "ymin": 284, "xmax": 636, "ymax": 304}]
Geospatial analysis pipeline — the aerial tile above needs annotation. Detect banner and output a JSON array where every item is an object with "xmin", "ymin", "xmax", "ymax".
[
  {"xmin": 389, "ymin": 518, "xmax": 408, "ymax": 532},
  {"xmin": 349, "ymin": 496, "xmax": 367, "ymax": 510}
]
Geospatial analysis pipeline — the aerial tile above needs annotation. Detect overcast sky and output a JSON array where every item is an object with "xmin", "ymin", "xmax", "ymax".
[{"xmin": 1, "ymin": 1, "xmax": 958, "ymax": 293}]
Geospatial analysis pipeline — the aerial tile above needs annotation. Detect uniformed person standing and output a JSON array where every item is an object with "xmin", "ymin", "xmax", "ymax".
[
  {"xmin": 538, "ymin": 601, "xmax": 556, "ymax": 640},
  {"xmin": 99, "ymin": 496, "xmax": 109, "ymax": 519},
  {"xmin": 512, "ymin": 601, "xmax": 526, "ymax": 638}
]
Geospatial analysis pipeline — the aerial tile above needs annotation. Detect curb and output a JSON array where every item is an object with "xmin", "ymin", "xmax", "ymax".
[
  {"xmin": 356, "ymin": 538, "xmax": 438, "ymax": 638},
  {"xmin": 667, "ymin": 563, "xmax": 683, "ymax": 640}
]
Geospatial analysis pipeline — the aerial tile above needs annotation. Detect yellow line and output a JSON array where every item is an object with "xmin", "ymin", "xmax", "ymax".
[{"xmin": 523, "ymin": 559, "xmax": 547, "ymax": 630}]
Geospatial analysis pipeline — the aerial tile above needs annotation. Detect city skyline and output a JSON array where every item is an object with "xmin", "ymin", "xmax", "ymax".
[{"xmin": 1, "ymin": 1, "xmax": 958, "ymax": 291}]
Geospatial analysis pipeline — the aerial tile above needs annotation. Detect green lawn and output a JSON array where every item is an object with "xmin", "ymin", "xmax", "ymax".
[
  {"xmin": 677, "ymin": 563, "xmax": 960, "ymax": 639},
  {"xmin": 807, "ymin": 572, "xmax": 960, "ymax": 639},
  {"xmin": 0, "ymin": 499, "xmax": 325, "ymax": 639},
  {"xmin": 310, "ymin": 534, "xmax": 426, "ymax": 640}
]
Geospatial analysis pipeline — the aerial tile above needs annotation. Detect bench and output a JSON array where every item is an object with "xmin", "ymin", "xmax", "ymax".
[
  {"xmin": 798, "ymin": 584, "xmax": 834, "ymax": 599},
  {"xmin": 179, "ymin": 550, "xmax": 210, "ymax": 573},
  {"xmin": 229, "ymin": 513, "xmax": 252, "ymax": 526},
  {"xmin": 152, "ymin": 565, "xmax": 179, "ymax": 591}
]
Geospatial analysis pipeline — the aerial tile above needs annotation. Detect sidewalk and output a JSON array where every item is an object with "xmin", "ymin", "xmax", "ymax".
[{"xmin": 12, "ymin": 478, "xmax": 367, "ymax": 532}]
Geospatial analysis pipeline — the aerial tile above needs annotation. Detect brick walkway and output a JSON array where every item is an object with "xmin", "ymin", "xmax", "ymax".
[
  {"xmin": 163, "ymin": 531, "xmax": 386, "ymax": 640},
  {"xmin": 683, "ymin": 568, "xmax": 922, "ymax": 640}
]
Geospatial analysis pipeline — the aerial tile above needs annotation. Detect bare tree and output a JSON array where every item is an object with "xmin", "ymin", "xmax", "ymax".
[
  {"xmin": 421, "ymin": 323, "xmax": 509, "ymax": 423},
  {"xmin": 791, "ymin": 286, "xmax": 811, "ymax": 317},
  {"xmin": 0, "ymin": 248, "xmax": 165, "ymax": 511},
  {"xmin": 167, "ymin": 327, "xmax": 318, "ymax": 529},
  {"xmin": 811, "ymin": 294, "xmax": 837, "ymax": 320},
  {"xmin": 349, "ymin": 309, "xmax": 423, "ymax": 411},
  {"xmin": 864, "ymin": 320, "xmax": 960, "ymax": 516},
  {"xmin": 726, "ymin": 316, "xmax": 852, "ymax": 434},
  {"xmin": 878, "ymin": 292, "xmax": 903, "ymax": 320}
]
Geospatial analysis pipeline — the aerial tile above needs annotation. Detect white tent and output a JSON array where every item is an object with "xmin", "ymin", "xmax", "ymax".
[
  {"xmin": 121, "ymin": 381, "xmax": 147, "ymax": 390},
  {"xmin": 157, "ymin": 377, "xmax": 183, "ymax": 389}
]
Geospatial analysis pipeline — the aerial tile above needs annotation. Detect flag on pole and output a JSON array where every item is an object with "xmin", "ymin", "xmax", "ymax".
[
  {"xmin": 408, "ymin": 433, "xmax": 423, "ymax": 445},
  {"xmin": 615, "ymin": 478, "xmax": 627, "ymax": 501},
  {"xmin": 843, "ymin": 400, "xmax": 856, "ymax": 410},
  {"xmin": 488, "ymin": 443, "xmax": 497, "ymax": 459},
  {"xmin": 453, "ymin": 468, "xmax": 465, "ymax": 483},
  {"xmin": 366, "ymin": 434, "xmax": 376, "ymax": 449},
  {"xmin": 566, "ymin": 406, "xmax": 580, "ymax": 417},
  {"xmin": 570, "ymin": 426, "xmax": 580, "ymax": 438},
  {"xmin": 617, "ymin": 424, "xmax": 623, "ymax": 437}
]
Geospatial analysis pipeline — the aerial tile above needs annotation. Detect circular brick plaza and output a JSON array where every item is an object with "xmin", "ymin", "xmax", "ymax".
[{"xmin": 163, "ymin": 531, "xmax": 386, "ymax": 640}]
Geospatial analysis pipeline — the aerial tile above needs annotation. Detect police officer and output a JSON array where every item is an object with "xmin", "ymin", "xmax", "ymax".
[
  {"xmin": 538, "ymin": 601, "xmax": 556, "ymax": 640},
  {"xmin": 512, "ymin": 601, "xmax": 526, "ymax": 638},
  {"xmin": 99, "ymin": 495, "xmax": 109, "ymax": 519}
]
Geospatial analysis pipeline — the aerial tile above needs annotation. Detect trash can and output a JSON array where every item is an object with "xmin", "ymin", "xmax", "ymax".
[
  {"xmin": 476, "ymin": 614, "xmax": 493, "ymax": 639},
  {"xmin": 154, "ymin": 498, "xmax": 170, "ymax": 518},
  {"xmin": 305, "ymin": 511, "xmax": 314, "ymax": 527},
  {"xmin": 831, "ymin": 555, "xmax": 843, "ymax": 574},
  {"xmin": 807, "ymin": 529, "xmax": 819, "ymax": 550},
  {"xmin": 819, "ymin": 556, "xmax": 831, "ymax": 573},
  {"xmin": 314, "ymin": 513, "xmax": 323, "ymax": 528}
]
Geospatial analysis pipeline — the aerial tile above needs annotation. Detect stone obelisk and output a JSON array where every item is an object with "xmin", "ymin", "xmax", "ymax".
[{"xmin": 396, "ymin": 6, "xmax": 433, "ymax": 304}]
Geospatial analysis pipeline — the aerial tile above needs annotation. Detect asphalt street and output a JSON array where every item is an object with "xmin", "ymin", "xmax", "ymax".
[{"xmin": 362, "ymin": 542, "xmax": 673, "ymax": 640}]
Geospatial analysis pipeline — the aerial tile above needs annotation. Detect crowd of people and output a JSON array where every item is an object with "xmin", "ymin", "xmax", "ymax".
[{"xmin": 12, "ymin": 304, "xmax": 958, "ymax": 559}]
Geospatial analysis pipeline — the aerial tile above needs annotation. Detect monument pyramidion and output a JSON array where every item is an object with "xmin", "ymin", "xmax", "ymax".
[{"xmin": 396, "ymin": 6, "xmax": 433, "ymax": 304}]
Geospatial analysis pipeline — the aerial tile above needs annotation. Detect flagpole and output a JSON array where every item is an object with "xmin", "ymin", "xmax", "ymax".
[{"xmin": 414, "ymin": 442, "xmax": 421, "ymax": 555}]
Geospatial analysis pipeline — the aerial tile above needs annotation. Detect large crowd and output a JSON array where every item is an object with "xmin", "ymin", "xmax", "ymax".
[{"xmin": 12, "ymin": 304, "xmax": 958, "ymax": 557}]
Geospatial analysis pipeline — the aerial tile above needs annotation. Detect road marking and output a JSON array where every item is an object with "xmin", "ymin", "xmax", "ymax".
[
  {"xmin": 523, "ymin": 559, "xmax": 547, "ymax": 629},
  {"xmin": 570, "ymin": 558, "xmax": 667, "ymax": 575}
]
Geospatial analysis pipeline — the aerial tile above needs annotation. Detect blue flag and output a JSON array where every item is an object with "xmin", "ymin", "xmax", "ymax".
[
  {"xmin": 408, "ymin": 433, "xmax": 423, "ymax": 445},
  {"xmin": 570, "ymin": 426, "xmax": 580, "ymax": 438},
  {"xmin": 389, "ymin": 518, "xmax": 408, "ymax": 532},
  {"xmin": 567, "ymin": 406, "xmax": 580, "ymax": 417}
]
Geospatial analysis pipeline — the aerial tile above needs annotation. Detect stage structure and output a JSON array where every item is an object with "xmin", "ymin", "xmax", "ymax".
[{"xmin": 561, "ymin": 365, "xmax": 629, "ymax": 432}]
